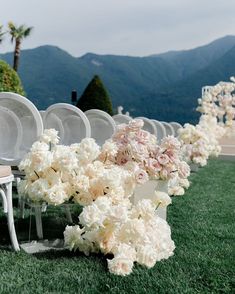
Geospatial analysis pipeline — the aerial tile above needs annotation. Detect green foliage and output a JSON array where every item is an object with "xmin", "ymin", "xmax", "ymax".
[
  {"xmin": 0, "ymin": 60, "xmax": 25, "ymax": 94},
  {"xmin": 77, "ymin": 75, "xmax": 113, "ymax": 115}
]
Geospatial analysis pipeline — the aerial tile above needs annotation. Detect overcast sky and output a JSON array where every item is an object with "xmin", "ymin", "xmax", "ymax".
[{"xmin": 1, "ymin": 0, "xmax": 235, "ymax": 57}]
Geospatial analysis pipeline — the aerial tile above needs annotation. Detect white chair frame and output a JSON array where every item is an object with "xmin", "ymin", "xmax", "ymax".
[{"xmin": 0, "ymin": 174, "xmax": 20, "ymax": 251}]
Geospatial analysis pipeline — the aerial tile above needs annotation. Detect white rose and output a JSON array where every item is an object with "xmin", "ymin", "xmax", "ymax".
[
  {"xmin": 136, "ymin": 245, "xmax": 157, "ymax": 268},
  {"xmin": 107, "ymin": 255, "xmax": 134, "ymax": 276},
  {"xmin": 112, "ymin": 244, "xmax": 136, "ymax": 262},
  {"xmin": 79, "ymin": 204, "xmax": 105, "ymax": 228},
  {"xmin": 154, "ymin": 191, "xmax": 172, "ymax": 207},
  {"xmin": 131, "ymin": 199, "xmax": 156, "ymax": 220},
  {"xmin": 64, "ymin": 225, "xmax": 84, "ymax": 251}
]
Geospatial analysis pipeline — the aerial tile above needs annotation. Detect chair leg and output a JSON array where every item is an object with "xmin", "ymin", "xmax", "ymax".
[
  {"xmin": 6, "ymin": 181, "xmax": 20, "ymax": 251},
  {"xmin": 64, "ymin": 205, "xmax": 73, "ymax": 223},
  {"xmin": 34, "ymin": 205, "xmax": 44, "ymax": 240},
  {"xmin": 19, "ymin": 197, "xmax": 26, "ymax": 219},
  {"xmin": 16, "ymin": 177, "xmax": 25, "ymax": 219},
  {"xmin": 0, "ymin": 187, "xmax": 8, "ymax": 213}
]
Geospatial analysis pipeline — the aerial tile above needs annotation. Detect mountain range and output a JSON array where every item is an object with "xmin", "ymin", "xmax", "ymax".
[{"xmin": 1, "ymin": 35, "xmax": 235, "ymax": 124}]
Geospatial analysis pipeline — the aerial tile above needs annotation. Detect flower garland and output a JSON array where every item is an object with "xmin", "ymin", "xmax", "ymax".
[{"xmin": 18, "ymin": 76, "xmax": 235, "ymax": 276}]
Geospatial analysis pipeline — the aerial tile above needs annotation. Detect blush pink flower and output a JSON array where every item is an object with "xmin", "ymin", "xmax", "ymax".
[
  {"xmin": 134, "ymin": 169, "xmax": 149, "ymax": 184},
  {"xmin": 178, "ymin": 161, "xmax": 190, "ymax": 178},
  {"xmin": 127, "ymin": 119, "xmax": 144, "ymax": 131},
  {"xmin": 157, "ymin": 154, "xmax": 170, "ymax": 165},
  {"xmin": 145, "ymin": 158, "xmax": 162, "ymax": 174}
]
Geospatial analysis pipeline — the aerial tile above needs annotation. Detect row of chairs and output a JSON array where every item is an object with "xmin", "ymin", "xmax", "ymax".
[
  {"xmin": 0, "ymin": 92, "xmax": 182, "ymax": 250},
  {"xmin": 0, "ymin": 92, "xmax": 182, "ymax": 166}
]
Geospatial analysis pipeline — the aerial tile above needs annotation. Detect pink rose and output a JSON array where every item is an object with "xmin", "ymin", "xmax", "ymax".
[
  {"xmin": 178, "ymin": 161, "xmax": 190, "ymax": 178},
  {"xmin": 116, "ymin": 147, "xmax": 132, "ymax": 165},
  {"xmin": 135, "ymin": 169, "xmax": 149, "ymax": 184},
  {"xmin": 145, "ymin": 158, "xmax": 162, "ymax": 174},
  {"xmin": 161, "ymin": 136, "xmax": 181, "ymax": 151},
  {"xmin": 135, "ymin": 130, "xmax": 150, "ymax": 144},
  {"xmin": 157, "ymin": 154, "xmax": 170, "ymax": 165},
  {"xmin": 128, "ymin": 119, "xmax": 144, "ymax": 131}
]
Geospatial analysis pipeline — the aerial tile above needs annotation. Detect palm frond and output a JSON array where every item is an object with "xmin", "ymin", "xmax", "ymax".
[{"xmin": 7, "ymin": 22, "xmax": 33, "ymax": 41}]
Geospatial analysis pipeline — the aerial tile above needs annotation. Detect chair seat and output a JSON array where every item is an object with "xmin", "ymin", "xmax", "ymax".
[{"xmin": 0, "ymin": 166, "xmax": 12, "ymax": 178}]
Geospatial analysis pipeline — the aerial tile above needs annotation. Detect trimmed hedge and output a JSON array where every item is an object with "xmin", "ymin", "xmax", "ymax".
[{"xmin": 77, "ymin": 75, "xmax": 113, "ymax": 115}]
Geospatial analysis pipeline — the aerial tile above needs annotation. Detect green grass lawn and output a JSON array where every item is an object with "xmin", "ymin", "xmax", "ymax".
[{"xmin": 0, "ymin": 159, "xmax": 234, "ymax": 294}]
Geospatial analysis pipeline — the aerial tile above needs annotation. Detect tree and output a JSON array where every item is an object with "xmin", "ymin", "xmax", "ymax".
[
  {"xmin": 8, "ymin": 22, "xmax": 33, "ymax": 72},
  {"xmin": 77, "ymin": 75, "xmax": 113, "ymax": 115},
  {"xmin": 0, "ymin": 60, "xmax": 25, "ymax": 95},
  {"xmin": 0, "ymin": 24, "xmax": 5, "ymax": 44}
]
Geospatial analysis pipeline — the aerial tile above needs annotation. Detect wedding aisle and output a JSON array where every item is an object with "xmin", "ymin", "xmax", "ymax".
[{"xmin": 0, "ymin": 159, "xmax": 234, "ymax": 294}]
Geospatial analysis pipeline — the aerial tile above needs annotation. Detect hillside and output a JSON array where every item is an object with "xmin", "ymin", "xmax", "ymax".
[
  {"xmin": 1, "ymin": 35, "xmax": 235, "ymax": 122},
  {"xmin": 152, "ymin": 44, "xmax": 235, "ymax": 124}
]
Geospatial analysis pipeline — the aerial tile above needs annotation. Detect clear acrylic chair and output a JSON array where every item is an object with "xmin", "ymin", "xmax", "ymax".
[
  {"xmin": 161, "ymin": 121, "xmax": 175, "ymax": 137},
  {"xmin": 112, "ymin": 114, "xmax": 132, "ymax": 125},
  {"xmin": 85, "ymin": 109, "xmax": 116, "ymax": 145},
  {"xmin": 0, "ymin": 92, "xmax": 43, "ymax": 165},
  {"xmin": 0, "ymin": 92, "xmax": 44, "ymax": 239},
  {"xmin": 170, "ymin": 122, "xmax": 182, "ymax": 137},
  {"xmin": 135, "ymin": 116, "xmax": 157, "ymax": 136},
  {"xmin": 151, "ymin": 120, "xmax": 166, "ymax": 142},
  {"xmin": 43, "ymin": 103, "xmax": 91, "ymax": 145}
]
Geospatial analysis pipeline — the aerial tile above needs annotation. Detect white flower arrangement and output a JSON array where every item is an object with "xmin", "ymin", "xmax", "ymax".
[
  {"xmin": 178, "ymin": 122, "xmax": 218, "ymax": 167},
  {"xmin": 64, "ymin": 196, "xmax": 175, "ymax": 276},
  {"xmin": 18, "ymin": 129, "xmax": 136, "ymax": 206},
  {"xmin": 99, "ymin": 119, "xmax": 190, "ymax": 190},
  {"xmin": 197, "ymin": 78, "xmax": 235, "ymax": 136}
]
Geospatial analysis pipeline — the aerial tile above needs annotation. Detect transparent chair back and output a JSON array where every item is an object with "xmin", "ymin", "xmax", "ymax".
[
  {"xmin": 85, "ymin": 109, "xmax": 116, "ymax": 146},
  {"xmin": 170, "ymin": 122, "xmax": 182, "ymax": 137},
  {"xmin": 43, "ymin": 103, "xmax": 91, "ymax": 145},
  {"xmin": 39, "ymin": 110, "xmax": 46, "ymax": 120},
  {"xmin": 135, "ymin": 117, "xmax": 157, "ymax": 136},
  {"xmin": 161, "ymin": 121, "xmax": 175, "ymax": 137},
  {"xmin": 112, "ymin": 114, "xmax": 132, "ymax": 125},
  {"xmin": 0, "ymin": 92, "xmax": 43, "ymax": 165},
  {"xmin": 151, "ymin": 120, "xmax": 166, "ymax": 142}
]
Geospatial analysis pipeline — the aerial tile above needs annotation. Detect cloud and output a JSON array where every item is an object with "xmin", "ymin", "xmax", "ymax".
[{"xmin": 1, "ymin": 0, "xmax": 235, "ymax": 56}]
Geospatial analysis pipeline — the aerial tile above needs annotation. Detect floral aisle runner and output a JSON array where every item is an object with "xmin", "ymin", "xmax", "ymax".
[{"xmin": 17, "ymin": 77, "xmax": 235, "ymax": 275}]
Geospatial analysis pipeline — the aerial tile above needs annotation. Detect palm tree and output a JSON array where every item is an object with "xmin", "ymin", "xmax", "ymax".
[
  {"xmin": 0, "ymin": 24, "xmax": 5, "ymax": 44},
  {"xmin": 8, "ymin": 22, "xmax": 33, "ymax": 71}
]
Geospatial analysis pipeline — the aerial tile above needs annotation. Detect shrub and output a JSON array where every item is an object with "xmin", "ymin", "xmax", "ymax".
[
  {"xmin": 77, "ymin": 75, "xmax": 113, "ymax": 115},
  {"xmin": 0, "ymin": 60, "xmax": 25, "ymax": 95}
]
